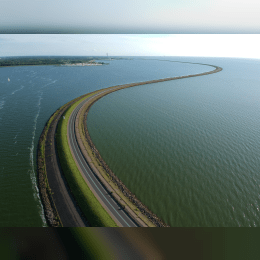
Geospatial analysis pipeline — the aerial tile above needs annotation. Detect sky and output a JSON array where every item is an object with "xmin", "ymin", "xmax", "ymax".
[
  {"xmin": 1, "ymin": 34, "xmax": 260, "ymax": 59},
  {"xmin": 0, "ymin": 0, "xmax": 260, "ymax": 33},
  {"xmin": 1, "ymin": 0, "xmax": 260, "ymax": 59}
]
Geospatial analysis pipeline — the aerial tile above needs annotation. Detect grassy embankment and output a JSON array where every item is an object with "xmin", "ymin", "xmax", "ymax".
[{"xmin": 56, "ymin": 93, "xmax": 118, "ymax": 227}]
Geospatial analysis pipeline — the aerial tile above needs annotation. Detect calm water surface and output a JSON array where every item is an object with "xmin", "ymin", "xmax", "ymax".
[
  {"xmin": 0, "ymin": 57, "xmax": 209, "ymax": 226},
  {"xmin": 87, "ymin": 57, "xmax": 260, "ymax": 227}
]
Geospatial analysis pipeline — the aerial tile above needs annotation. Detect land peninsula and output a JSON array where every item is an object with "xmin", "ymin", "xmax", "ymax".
[
  {"xmin": 37, "ymin": 62, "xmax": 222, "ymax": 227},
  {"xmin": 0, "ymin": 56, "xmax": 107, "ymax": 67}
]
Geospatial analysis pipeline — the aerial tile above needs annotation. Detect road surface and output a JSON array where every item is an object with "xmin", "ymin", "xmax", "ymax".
[{"xmin": 67, "ymin": 89, "xmax": 139, "ymax": 227}]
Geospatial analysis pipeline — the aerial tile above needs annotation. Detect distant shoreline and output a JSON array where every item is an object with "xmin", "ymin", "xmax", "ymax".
[
  {"xmin": 0, "ymin": 62, "xmax": 105, "ymax": 68},
  {"xmin": 0, "ymin": 57, "xmax": 107, "ymax": 68},
  {"xmin": 62, "ymin": 62, "xmax": 103, "ymax": 66}
]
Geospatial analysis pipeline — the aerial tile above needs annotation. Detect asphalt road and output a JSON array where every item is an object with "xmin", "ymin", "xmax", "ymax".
[
  {"xmin": 44, "ymin": 102, "xmax": 90, "ymax": 227},
  {"xmin": 67, "ymin": 90, "xmax": 139, "ymax": 227}
]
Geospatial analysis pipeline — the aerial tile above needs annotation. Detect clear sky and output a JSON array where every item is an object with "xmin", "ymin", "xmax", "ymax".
[
  {"xmin": 0, "ymin": 0, "xmax": 260, "ymax": 33},
  {"xmin": 1, "ymin": 34, "xmax": 260, "ymax": 59}
]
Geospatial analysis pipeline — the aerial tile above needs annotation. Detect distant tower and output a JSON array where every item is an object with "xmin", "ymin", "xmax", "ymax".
[{"xmin": 106, "ymin": 53, "xmax": 111, "ymax": 60}]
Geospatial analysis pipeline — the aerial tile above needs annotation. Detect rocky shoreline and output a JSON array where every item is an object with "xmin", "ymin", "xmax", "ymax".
[
  {"xmin": 83, "ymin": 104, "xmax": 169, "ymax": 227},
  {"xmin": 81, "ymin": 65, "xmax": 223, "ymax": 227}
]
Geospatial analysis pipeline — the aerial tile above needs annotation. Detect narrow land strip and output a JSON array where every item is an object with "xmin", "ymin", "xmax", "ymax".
[
  {"xmin": 57, "ymin": 95, "xmax": 118, "ymax": 227},
  {"xmin": 38, "ymin": 63, "xmax": 222, "ymax": 227},
  {"xmin": 70, "ymin": 90, "xmax": 143, "ymax": 226},
  {"xmin": 37, "ymin": 93, "xmax": 97, "ymax": 226}
]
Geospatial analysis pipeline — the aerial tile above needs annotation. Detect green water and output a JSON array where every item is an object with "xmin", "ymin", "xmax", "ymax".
[{"xmin": 87, "ymin": 57, "xmax": 260, "ymax": 227}]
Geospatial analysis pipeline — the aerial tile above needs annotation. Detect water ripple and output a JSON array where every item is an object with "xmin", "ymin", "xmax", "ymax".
[{"xmin": 12, "ymin": 85, "xmax": 25, "ymax": 95}]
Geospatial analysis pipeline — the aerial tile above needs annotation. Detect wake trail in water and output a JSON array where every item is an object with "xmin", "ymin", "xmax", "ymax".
[
  {"xmin": 13, "ymin": 128, "xmax": 21, "ymax": 143},
  {"xmin": 12, "ymin": 85, "xmax": 25, "ymax": 95},
  {"xmin": 0, "ymin": 100, "xmax": 5, "ymax": 110},
  {"xmin": 0, "ymin": 96, "xmax": 6, "ymax": 122},
  {"xmin": 43, "ymin": 79, "xmax": 58, "ymax": 87},
  {"xmin": 28, "ymin": 89, "xmax": 46, "ymax": 226},
  {"xmin": 28, "ymin": 78, "xmax": 58, "ymax": 226}
]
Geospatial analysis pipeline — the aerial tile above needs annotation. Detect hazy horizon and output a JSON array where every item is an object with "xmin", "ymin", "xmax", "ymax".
[
  {"xmin": 1, "ymin": 34, "xmax": 260, "ymax": 59},
  {"xmin": 1, "ymin": 0, "xmax": 260, "ymax": 33}
]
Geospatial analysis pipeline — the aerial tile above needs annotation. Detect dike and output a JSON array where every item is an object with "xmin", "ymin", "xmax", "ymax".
[{"xmin": 38, "ymin": 63, "xmax": 222, "ymax": 227}]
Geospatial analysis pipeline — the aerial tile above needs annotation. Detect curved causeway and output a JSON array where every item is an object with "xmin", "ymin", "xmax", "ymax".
[{"xmin": 37, "ymin": 63, "xmax": 222, "ymax": 227}]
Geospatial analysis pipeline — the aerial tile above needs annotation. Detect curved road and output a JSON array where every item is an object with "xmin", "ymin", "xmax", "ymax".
[
  {"xmin": 64, "ymin": 64, "xmax": 222, "ymax": 227},
  {"xmin": 68, "ymin": 89, "xmax": 139, "ymax": 227}
]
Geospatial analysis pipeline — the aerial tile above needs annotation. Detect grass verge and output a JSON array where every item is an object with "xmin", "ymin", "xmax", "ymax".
[{"xmin": 56, "ymin": 94, "xmax": 118, "ymax": 227}]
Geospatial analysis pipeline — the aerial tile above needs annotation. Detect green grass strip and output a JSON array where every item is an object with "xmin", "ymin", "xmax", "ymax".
[{"xmin": 56, "ymin": 94, "xmax": 118, "ymax": 227}]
